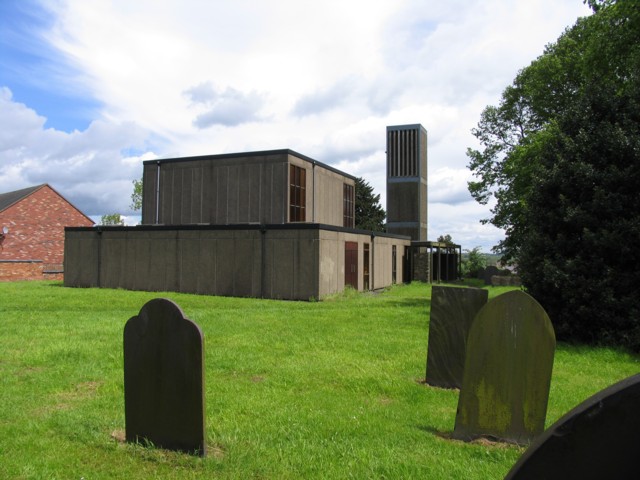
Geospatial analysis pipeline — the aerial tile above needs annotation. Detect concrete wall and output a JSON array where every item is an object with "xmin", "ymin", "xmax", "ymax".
[
  {"xmin": 65, "ymin": 225, "xmax": 410, "ymax": 300},
  {"xmin": 142, "ymin": 150, "xmax": 355, "ymax": 229},
  {"xmin": 142, "ymin": 153, "xmax": 289, "ymax": 226},
  {"xmin": 386, "ymin": 125, "xmax": 428, "ymax": 241},
  {"xmin": 317, "ymin": 229, "xmax": 410, "ymax": 298},
  {"xmin": 306, "ymin": 160, "xmax": 355, "ymax": 226}
]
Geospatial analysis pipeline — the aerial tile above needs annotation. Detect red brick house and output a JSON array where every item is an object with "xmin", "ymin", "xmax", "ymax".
[{"xmin": 0, "ymin": 184, "xmax": 94, "ymax": 281}]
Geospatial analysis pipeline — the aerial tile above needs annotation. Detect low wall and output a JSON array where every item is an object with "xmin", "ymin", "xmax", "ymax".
[{"xmin": 65, "ymin": 224, "xmax": 410, "ymax": 300}]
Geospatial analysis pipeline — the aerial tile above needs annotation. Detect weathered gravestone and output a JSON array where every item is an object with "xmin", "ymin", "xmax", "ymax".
[
  {"xmin": 426, "ymin": 286, "xmax": 488, "ymax": 389},
  {"xmin": 452, "ymin": 290, "xmax": 555, "ymax": 445},
  {"xmin": 482, "ymin": 265, "xmax": 502, "ymax": 285},
  {"xmin": 505, "ymin": 373, "xmax": 640, "ymax": 480},
  {"xmin": 124, "ymin": 298, "xmax": 206, "ymax": 456}
]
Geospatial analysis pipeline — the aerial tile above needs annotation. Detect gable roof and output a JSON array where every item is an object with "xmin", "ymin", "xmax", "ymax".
[
  {"xmin": 0, "ymin": 184, "xmax": 46, "ymax": 213},
  {"xmin": 0, "ymin": 184, "xmax": 94, "ymax": 224}
]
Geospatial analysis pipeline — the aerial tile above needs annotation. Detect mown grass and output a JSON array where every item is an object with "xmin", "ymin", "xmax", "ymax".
[{"xmin": 0, "ymin": 281, "xmax": 638, "ymax": 479}]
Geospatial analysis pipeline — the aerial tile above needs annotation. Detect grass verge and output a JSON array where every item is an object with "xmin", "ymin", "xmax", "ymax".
[{"xmin": 0, "ymin": 281, "xmax": 637, "ymax": 479}]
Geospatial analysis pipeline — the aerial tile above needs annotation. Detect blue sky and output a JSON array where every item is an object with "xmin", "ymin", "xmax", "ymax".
[
  {"xmin": 0, "ymin": 1, "xmax": 101, "ymax": 132},
  {"xmin": 0, "ymin": 0, "xmax": 592, "ymax": 250}
]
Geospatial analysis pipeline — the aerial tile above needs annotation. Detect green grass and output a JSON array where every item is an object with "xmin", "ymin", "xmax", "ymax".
[{"xmin": 0, "ymin": 281, "xmax": 638, "ymax": 479}]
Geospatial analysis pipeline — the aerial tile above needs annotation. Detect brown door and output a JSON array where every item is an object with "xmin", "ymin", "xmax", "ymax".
[{"xmin": 345, "ymin": 242, "xmax": 358, "ymax": 289}]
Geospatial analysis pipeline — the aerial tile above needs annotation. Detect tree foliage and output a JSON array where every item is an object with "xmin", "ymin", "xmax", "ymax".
[
  {"xmin": 437, "ymin": 234, "xmax": 454, "ymax": 245},
  {"xmin": 467, "ymin": 1, "xmax": 640, "ymax": 350},
  {"xmin": 100, "ymin": 213, "xmax": 125, "ymax": 226},
  {"xmin": 461, "ymin": 247, "xmax": 487, "ymax": 278},
  {"xmin": 355, "ymin": 177, "xmax": 386, "ymax": 232},
  {"xmin": 130, "ymin": 178, "xmax": 143, "ymax": 211}
]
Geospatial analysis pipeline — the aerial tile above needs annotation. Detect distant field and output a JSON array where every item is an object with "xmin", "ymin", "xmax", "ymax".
[{"xmin": 1, "ymin": 281, "xmax": 637, "ymax": 479}]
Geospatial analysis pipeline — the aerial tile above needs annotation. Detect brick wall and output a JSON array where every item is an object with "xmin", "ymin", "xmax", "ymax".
[
  {"xmin": 0, "ymin": 185, "xmax": 93, "ymax": 281},
  {"xmin": 0, "ymin": 261, "xmax": 43, "ymax": 281}
]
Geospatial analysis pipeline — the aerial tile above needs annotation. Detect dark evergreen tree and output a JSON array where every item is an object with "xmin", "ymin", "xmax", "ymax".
[
  {"xmin": 355, "ymin": 177, "xmax": 386, "ymax": 232},
  {"xmin": 519, "ymin": 83, "xmax": 640, "ymax": 349}
]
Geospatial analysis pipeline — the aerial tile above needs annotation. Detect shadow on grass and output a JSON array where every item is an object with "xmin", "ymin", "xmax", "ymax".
[{"xmin": 417, "ymin": 425, "xmax": 521, "ymax": 449}]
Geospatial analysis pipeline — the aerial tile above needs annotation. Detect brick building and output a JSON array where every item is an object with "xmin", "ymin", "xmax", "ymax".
[{"xmin": 0, "ymin": 184, "xmax": 94, "ymax": 281}]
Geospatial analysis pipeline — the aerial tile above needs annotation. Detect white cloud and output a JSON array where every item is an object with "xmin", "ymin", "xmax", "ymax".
[
  {"xmin": 0, "ymin": 87, "xmax": 154, "ymax": 216},
  {"xmin": 184, "ymin": 82, "xmax": 268, "ymax": 128},
  {"xmin": 1, "ymin": 0, "xmax": 592, "ymax": 248}
]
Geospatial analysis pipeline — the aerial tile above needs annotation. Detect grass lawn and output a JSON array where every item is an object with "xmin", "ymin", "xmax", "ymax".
[{"xmin": 0, "ymin": 281, "xmax": 638, "ymax": 479}]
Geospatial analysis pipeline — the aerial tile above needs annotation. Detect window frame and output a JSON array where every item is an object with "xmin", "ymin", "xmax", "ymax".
[{"xmin": 289, "ymin": 164, "xmax": 306, "ymax": 222}]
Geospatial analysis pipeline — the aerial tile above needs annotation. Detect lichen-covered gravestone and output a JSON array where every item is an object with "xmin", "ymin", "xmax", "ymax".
[
  {"xmin": 452, "ymin": 290, "xmax": 555, "ymax": 445},
  {"xmin": 425, "ymin": 286, "xmax": 488, "ymax": 389},
  {"xmin": 505, "ymin": 373, "xmax": 640, "ymax": 479},
  {"xmin": 124, "ymin": 298, "xmax": 206, "ymax": 456}
]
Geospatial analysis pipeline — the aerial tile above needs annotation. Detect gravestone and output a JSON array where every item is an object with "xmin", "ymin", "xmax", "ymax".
[
  {"xmin": 425, "ymin": 285, "xmax": 488, "ymax": 388},
  {"xmin": 124, "ymin": 298, "xmax": 206, "ymax": 456},
  {"xmin": 505, "ymin": 373, "xmax": 640, "ymax": 479},
  {"xmin": 482, "ymin": 265, "xmax": 501, "ymax": 285},
  {"xmin": 452, "ymin": 290, "xmax": 555, "ymax": 445}
]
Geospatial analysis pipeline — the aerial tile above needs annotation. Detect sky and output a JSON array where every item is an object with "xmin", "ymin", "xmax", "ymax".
[{"xmin": 0, "ymin": 0, "xmax": 592, "ymax": 251}]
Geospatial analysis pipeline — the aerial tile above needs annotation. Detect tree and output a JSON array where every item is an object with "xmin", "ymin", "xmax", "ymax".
[
  {"xmin": 467, "ymin": 0, "xmax": 639, "ymax": 262},
  {"xmin": 519, "ymin": 83, "xmax": 640, "ymax": 349},
  {"xmin": 467, "ymin": 1, "xmax": 640, "ymax": 349},
  {"xmin": 461, "ymin": 247, "xmax": 487, "ymax": 278},
  {"xmin": 437, "ymin": 234, "xmax": 454, "ymax": 245},
  {"xmin": 130, "ymin": 178, "xmax": 143, "ymax": 211},
  {"xmin": 355, "ymin": 177, "xmax": 386, "ymax": 232},
  {"xmin": 101, "ymin": 213, "xmax": 125, "ymax": 226}
]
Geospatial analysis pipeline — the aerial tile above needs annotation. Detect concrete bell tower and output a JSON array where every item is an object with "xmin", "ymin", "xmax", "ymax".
[{"xmin": 386, "ymin": 124, "xmax": 428, "ymax": 241}]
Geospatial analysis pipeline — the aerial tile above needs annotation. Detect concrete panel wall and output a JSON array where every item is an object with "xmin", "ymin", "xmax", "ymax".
[
  {"xmin": 63, "ymin": 230, "xmax": 100, "ymax": 287},
  {"xmin": 65, "ymin": 226, "xmax": 410, "ymax": 300},
  {"xmin": 263, "ymin": 228, "xmax": 319, "ymax": 300},
  {"xmin": 371, "ymin": 236, "xmax": 399, "ymax": 289},
  {"xmin": 387, "ymin": 181, "xmax": 419, "ymax": 222},
  {"xmin": 311, "ymin": 164, "xmax": 355, "ymax": 226},
  {"xmin": 143, "ymin": 152, "xmax": 354, "ymax": 229},
  {"xmin": 317, "ymin": 229, "xmax": 410, "ymax": 298},
  {"xmin": 142, "ymin": 154, "xmax": 289, "ymax": 225}
]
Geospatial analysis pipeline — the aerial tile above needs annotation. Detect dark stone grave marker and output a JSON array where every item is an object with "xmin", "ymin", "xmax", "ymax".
[
  {"xmin": 124, "ymin": 298, "xmax": 206, "ymax": 456},
  {"xmin": 505, "ymin": 373, "xmax": 640, "ymax": 480},
  {"xmin": 452, "ymin": 290, "xmax": 555, "ymax": 445},
  {"xmin": 426, "ymin": 285, "xmax": 488, "ymax": 389},
  {"xmin": 482, "ymin": 265, "xmax": 501, "ymax": 285}
]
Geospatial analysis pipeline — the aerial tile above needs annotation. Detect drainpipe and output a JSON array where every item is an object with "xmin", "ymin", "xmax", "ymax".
[
  {"xmin": 155, "ymin": 161, "xmax": 161, "ymax": 224},
  {"xmin": 260, "ymin": 225, "xmax": 266, "ymax": 298},
  {"xmin": 96, "ymin": 227, "xmax": 102, "ymax": 288},
  {"xmin": 312, "ymin": 161, "xmax": 316, "ymax": 222}
]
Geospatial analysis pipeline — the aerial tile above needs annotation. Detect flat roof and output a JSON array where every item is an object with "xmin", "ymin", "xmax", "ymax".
[
  {"xmin": 143, "ymin": 149, "xmax": 357, "ymax": 181},
  {"xmin": 66, "ymin": 222, "xmax": 411, "ymax": 240}
]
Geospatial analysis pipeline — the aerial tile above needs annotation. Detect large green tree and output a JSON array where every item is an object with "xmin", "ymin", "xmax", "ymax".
[
  {"xmin": 467, "ymin": 0, "xmax": 639, "ymax": 262},
  {"xmin": 519, "ymin": 82, "xmax": 640, "ymax": 349},
  {"xmin": 467, "ymin": 0, "xmax": 640, "ymax": 349},
  {"xmin": 355, "ymin": 177, "xmax": 386, "ymax": 232}
]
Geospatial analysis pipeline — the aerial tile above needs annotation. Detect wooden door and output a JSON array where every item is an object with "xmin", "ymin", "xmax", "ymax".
[{"xmin": 344, "ymin": 242, "xmax": 358, "ymax": 289}]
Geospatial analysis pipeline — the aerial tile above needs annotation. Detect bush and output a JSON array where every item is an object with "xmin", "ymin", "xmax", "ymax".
[{"xmin": 462, "ymin": 247, "xmax": 487, "ymax": 278}]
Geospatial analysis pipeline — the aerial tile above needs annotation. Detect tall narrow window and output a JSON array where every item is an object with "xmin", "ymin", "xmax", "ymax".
[
  {"xmin": 363, "ymin": 243, "xmax": 370, "ymax": 290},
  {"xmin": 289, "ymin": 165, "xmax": 306, "ymax": 222},
  {"xmin": 343, "ymin": 183, "xmax": 354, "ymax": 228},
  {"xmin": 392, "ymin": 245, "xmax": 397, "ymax": 284}
]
